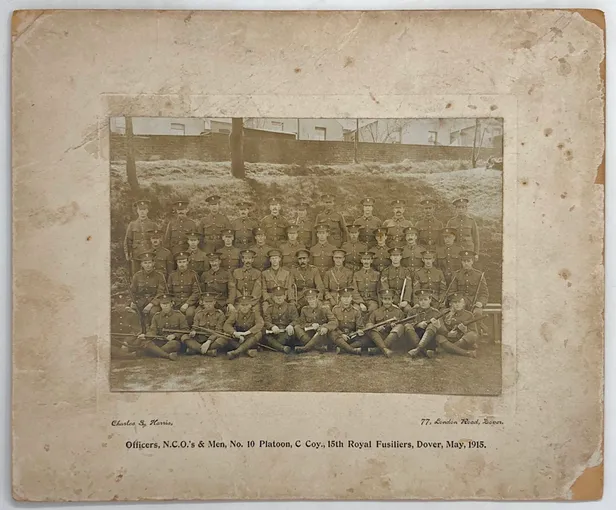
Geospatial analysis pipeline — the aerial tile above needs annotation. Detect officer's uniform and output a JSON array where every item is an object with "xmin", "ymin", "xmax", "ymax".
[
  {"xmin": 261, "ymin": 254, "xmax": 295, "ymax": 306},
  {"xmin": 167, "ymin": 254, "xmax": 201, "ymax": 326},
  {"xmin": 124, "ymin": 200, "xmax": 157, "ymax": 275},
  {"xmin": 200, "ymin": 195, "xmax": 232, "ymax": 253},
  {"xmin": 232, "ymin": 253, "xmax": 262, "ymax": 303},
  {"xmin": 447, "ymin": 198, "xmax": 480, "ymax": 252},
  {"xmin": 437, "ymin": 228, "xmax": 462, "ymax": 285},
  {"xmin": 322, "ymin": 263, "xmax": 355, "ymax": 307},
  {"xmin": 200, "ymin": 254, "xmax": 235, "ymax": 309},
  {"xmin": 289, "ymin": 250, "xmax": 326, "ymax": 307},
  {"xmin": 164, "ymin": 201, "xmax": 198, "ymax": 251},
  {"xmin": 263, "ymin": 291, "xmax": 299, "ymax": 351},
  {"xmin": 217, "ymin": 299, "xmax": 265, "ymax": 356}
]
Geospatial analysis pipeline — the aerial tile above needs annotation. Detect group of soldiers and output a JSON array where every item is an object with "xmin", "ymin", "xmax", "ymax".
[{"xmin": 112, "ymin": 193, "xmax": 489, "ymax": 361}]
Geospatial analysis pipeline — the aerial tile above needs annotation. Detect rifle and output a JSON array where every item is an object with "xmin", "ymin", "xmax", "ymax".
[
  {"xmin": 439, "ymin": 273, "xmax": 457, "ymax": 307},
  {"xmin": 163, "ymin": 327, "xmax": 233, "ymax": 340},
  {"xmin": 407, "ymin": 308, "xmax": 451, "ymax": 329},
  {"xmin": 471, "ymin": 272, "xmax": 486, "ymax": 308},
  {"xmin": 348, "ymin": 317, "xmax": 398, "ymax": 339},
  {"xmin": 444, "ymin": 314, "xmax": 486, "ymax": 335},
  {"xmin": 111, "ymin": 332, "xmax": 155, "ymax": 349},
  {"xmin": 399, "ymin": 277, "xmax": 407, "ymax": 304}
]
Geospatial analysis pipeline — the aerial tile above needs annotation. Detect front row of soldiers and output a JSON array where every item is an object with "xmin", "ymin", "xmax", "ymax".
[{"xmin": 113, "ymin": 283, "xmax": 483, "ymax": 361}]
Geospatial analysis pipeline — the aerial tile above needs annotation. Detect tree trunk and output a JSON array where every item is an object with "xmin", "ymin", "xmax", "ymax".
[
  {"xmin": 354, "ymin": 118, "xmax": 359, "ymax": 163},
  {"xmin": 125, "ymin": 117, "xmax": 140, "ymax": 192},
  {"xmin": 471, "ymin": 118, "xmax": 480, "ymax": 168},
  {"xmin": 230, "ymin": 118, "xmax": 245, "ymax": 179}
]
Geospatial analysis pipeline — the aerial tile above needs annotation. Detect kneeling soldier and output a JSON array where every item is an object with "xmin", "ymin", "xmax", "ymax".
[
  {"xmin": 294, "ymin": 289, "xmax": 338, "ymax": 353},
  {"xmin": 407, "ymin": 289, "xmax": 442, "ymax": 358},
  {"xmin": 263, "ymin": 286, "xmax": 299, "ymax": 353},
  {"xmin": 434, "ymin": 293, "xmax": 478, "ymax": 358},
  {"xmin": 139, "ymin": 294, "xmax": 185, "ymax": 360},
  {"xmin": 330, "ymin": 287, "xmax": 363, "ymax": 355},
  {"xmin": 184, "ymin": 292, "xmax": 226, "ymax": 356},
  {"xmin": 365, "ymin": 289, "xmax": 405, "ymax": 357},
  {"xmin": 219, "ymin": 296, "xmax": 264, "ymax": 359}
]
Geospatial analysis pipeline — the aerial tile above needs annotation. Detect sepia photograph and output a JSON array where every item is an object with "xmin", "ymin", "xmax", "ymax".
[{"xmin": 110, "ymin": 116, "xmax": 503, "ymax": 394}]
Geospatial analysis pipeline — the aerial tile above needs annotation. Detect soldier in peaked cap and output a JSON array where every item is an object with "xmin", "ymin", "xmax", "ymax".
[
  {"xmin": 292, "ymin": 201, "xmax": 313, "ymax": 248},
  {"xmin": 447, "ymin": 198, "xmax": 480, "ymax": 256},
  {"xmin": 185, "ymin": 231, "xmax": 210, "ymax": 278},
  {"xmin": 167, "ymin": 250, "xmax": 200, "ymax": 326},
  {"xmin": 164, "ymin": 199, "xmax": 198, "ymax": 251},
  {"xmin": 250, "ymin": 226, "xmax": 275, "ymax": 271},
  {"xmin": 433, "ymin": 292, "xmax": 478, "ymax": 358},
  {"xmin": 328, "ymin": 287, "xmax": 365, "ymax": 355},
  {"xmin": 294, "ymin": 288, "xmax": 339, "ymax": 353},
  {"xmin": 219, "ymin": 296, "xmax": 264, "ymax": 359},
  {"xmin": 184, "ymin": 292, "xmax": 227, "ymax": 357},
  {"xmin": 140, "ymin": 294, "xmax": 185, "ymax": 361},
  {"xmin": 124, "ymin": 199, "xmax": 157, "ymax": 276},
  {"xmin": 310, "ymin": 223, "xmax": 337, "ymax": 275},
  {"xmin": 369, "ymin": 228, "xmax": 392, "ymax": 273},
  {"xmin": 401, "ymin": 226, "xmax": 426, "ymax": 275},
  {"xmin": 130, "ymin": 251, "xmax": 167, "ymax": 328},
  {"xmin": 450, "ymin": 250, "xmax": 488, "ymax": 321},
  {"xmin": 313, "ymin": 193, "xmax": 348, "ymax": 248},
  {"xmin": 406, "ymin": 289, "xmax": 443, "ymax": 358},
  {"xmin": 380, "ymin": 247, "xmax": 414, "ymax": 306},
  {"xmin": 382, "ymin": 199, "xmax": 413, "ymax": 240},
  {"xmin": 415, "ymin": 198, "xmax": 444, "ymax": 247},
  {"xmin": 231, "ymin": 201, "xmax": 258, "ymax": 250},
  {"xmin": 279, "ymin": 224, "xmax": 307, "ymax": 267},
  {"xmin": 289, "ymin": 248, "xmax": 325, "ymax": 307},
  {"xmin": 352, "ymin": 251, "xmax": 381, "ymax": 314},
  {"xmin": 436, "ymin": 227, "xmax": 462, "ymax": 285},
  {"xmin": 261, "ymin": 197, "xmax": 290, "ymax": 247},
  {"xmin": 216, "ymin": 229, "xmax": 241, "ymax": 271},
  {"xmin": 363, "ymin": 288, "xmax": 405, "ymax": 357},
  {"xmin": 340, "ymin": 225, "xmax": 368, "ymax": 272},
  {"xmin": 263, "ymin": 286, "xmax": 299, "ymax": 353},
  {"xmin": 413, "ymin": 250, "xmax": 447, "ymax": 304},
  {"xmin": 146, "ymin": 228, "xmax": 174, "ymax": 278},
  {"xmin": 232, "ymin": 249, "xmax": 262, "ymax": 304},
  {"xmin": 353, "ymin": 197, "xmax": 382, "ymax": 247},
  {"xmin": 111, "ymin": 291, "xmax": 143, "ymax": 359},
  {"xmin": 261, "ymin": 249, "xmax": 295, "ymax": 312},
  {"xmin": 200, "ymin": 195, "xmax": 232, "ymax": 253},
  {"xmin": 322, "ymin": 249, "xmax": 356, "ymax": 308},
  {"xmin": 201, "ymin": 252, "xmax": 236, "ymax": 312}
]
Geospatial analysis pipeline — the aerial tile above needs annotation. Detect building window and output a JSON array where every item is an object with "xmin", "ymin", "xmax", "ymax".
[
  {"xmin": 428, "ymin": 130, "xmax": 438, "ymax": 145},
  {"xmin": 271, "ymin": 121, "xmax": 284, "ymax": 131},
  {"xmin": 112, "ymin": 117, "xmax": 126, "ymax": 134},
  {"xmin": 314, "ymin": 127, "xmax": 327, "ymax": 141},
  {"xmin": 170, "ymin": 123, "xmax": 185, "ymax": 135}
]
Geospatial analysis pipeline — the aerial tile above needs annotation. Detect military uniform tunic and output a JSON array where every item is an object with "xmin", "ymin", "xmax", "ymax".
[
  {"xmin": 322, "ymin": 266, "xmax": 355, "ymax": 304},
  {"xmin": 124, "ymin": 218, "xmax": 156, "ymax": 260},
  {"xmin": 437, "ymin": 308, "xmax": 478, "ymax": 340},
  {"xmin": 340, "ymin": 241, "xmax": 368, "ymax": 272},
  {"xmin": 289, "ymin": 265, "xmax": 325, "ymax": 302},
  {"xmin": 231, "ymin": 217, "xmax": 258, "ymax": 250},
  {"xmin": 261, "ymin": 267, "xmax": 295, "ymax": 303},
  {"xmin": 111, "ymin": 307, "xmax": 142, "ymax": 349},
  {"xmin": 223, "ymin": 308, "xmax": 264, "ymax": 334},
  {"xmin": 200, "ymin": 212, "xmax": 232, "ymax": 252},
  {"xmin": 200, "ymin": 268, "xmax": 235, "ymax": 307},
  {"xmin": 165, "ymin": 217, "xmax": 199, "ymax": 250},
  {"xmin": 192, "ymin": 307, "xmax": 226, "ymax": 331},
  {"xmin": 380, "ymin": 265, "xmax": 414, "ymax": 303},
  {"xmin": 413, "ymin": 267, "xmax": 447, "ymax": 302},
  {"xmin": 436, "ymin": 243, "xmax": 462, "ymax": 284},
  {"xmin": 167, "ymin": 270, "xmax": 200, "ymax": 306},
  {"xmin": 415, "ymin": 217, "xmax": 444, "ymax": 247},
  {"xmin": 313, "ymin": 211, "xmax": 348, "ymax": 248},
  {"xmin": 382, "ymin": 217, "xmax": 413, "ymax": 241},
  {"xmin": 331, "ymin": 305, "xmax": 364, "ymax": 335},
  {"xmin": 261, "ymin": 214, "xmax": 290, "ymax": 247},
  {"xmin": 369, "ymin": 244, "xmax": 392, "ymax": 273},
  {"xmin": 152, "ymin": 246, "xmax": 174, "ymax": 278},
  {"xmin": 450, "ymin": 268, "xmax": 489, "ymax": 307},
  {"xmin": 216, "ymin": 245, "xmax": 241, "ymax": 271},
  {"xmin": 130, "ymin": 270, "xmax": 167, "ymax": 308},
  {"xmin": 250, "ymin": 244, "xmax": 275, "ymax": 272},
  {"xmin": 353, "ymin": 215, "xmax": 382, "ymax": 247},
  {"xmin": 401, "ymin": 244, "xmax": 426, "ymax": 274},
  {"xmin": 147, "ymin": 309, "xmax": 189, "ymax": 337},
  {"xmin": 264, "ymin": 302, "xmax": 299, "ymax": 329},
  {"xmin": 296, "ymin": 305, "xmax": 338, "ymax": 330},
  {"xmin": 366, "ymin": 306, "xmax": 405, "ymax": 327},
  {"xmin": 232, "ymin": 267, "xmax": 262, "ymax": 302},
  {"xmin": 279, "ymin": 241, "xmax": 306, "ymax": 267},
  {"xmin": 353, "ymin": 268, "xmax": 381, "ymax": 304},
  {"xmin": 187, "ymin": 248, "xmax": 210, "ymax": 277},
  {"xmin": 310, "ymin": 242, "xmax": 336, "ymax": 275},
  {"xmin": 294, "ymin": 218, "xmax": 313, "ymax": 248},
  {"xmin": 447, "ymin": 215, "xmax": 480, "ymax": 252}
]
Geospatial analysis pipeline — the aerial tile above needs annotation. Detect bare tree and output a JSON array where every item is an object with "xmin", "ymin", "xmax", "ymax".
[
  {"xmin": 230, "ymin": 118, "xmax": 245, "ymax": 178},
  {"xmin": 125, "ymin": 117, "xmax": 140, "ymax": 192}
]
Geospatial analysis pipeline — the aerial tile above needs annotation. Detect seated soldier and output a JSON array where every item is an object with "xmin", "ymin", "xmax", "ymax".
[
  {"xmin": 294, "ymin": 289, "xmax": 338, "ymax": 353},
  {"xmin": 433, "ymin": 292, "xmax": 478, "ymax": 358},
  {"xmin": 406, "ymin": 289, "xmax": 443, "ymax": 358},
  {"xmin": 130, "ymin": 251, "xmax": 166, "ymax": 329},
  {"xmin": 111, "ymin": 291, "xmax": 142, "ymax": 359},
  {"xmin": 413, "ymin": 251, "xmax": 447, "ymax": 304},
  {"xmin": 322, "ymin": 249, "xmax": 354, "ymax": 308},
  {"xmin": 138, "ymin": 294, "xmax": 185, "ymax": 361},
  {"xmin": 329, "ymin": 287, "xmax": 364, "ymax": 355},
  {"xmin": 167, "ymin": 251, "xmax": 200, "ymax": 326},
  {"xmin": 263, "ymin": 286, "xmax": 299, "ymax": 353},
  {"xmin": 365, "ymin": 289, "xmax": 405, "ymax": 357},
  {"xmin": 380, "ymin": 247, "xmax": 414, "ymax": 306},
  {"xmin": 184, "ymin": 292, "xmax": 226, "ymax": 357},
  {"xmin": 218, "ymin": 296, "xmax": 264, "ymax": 359},
  {"xmin": 352, "ymin": 251, "xmax": 381, "ymax": 314}
]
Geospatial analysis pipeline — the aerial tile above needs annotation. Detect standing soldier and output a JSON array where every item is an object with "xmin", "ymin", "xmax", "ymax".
[
  {"xmin": 263, "ymin": 286, "xmax": 299, "ymax": 353},
  {"xmin": 380, "ymin": 248, "xmax": 414, "ymax": 306},
  {"xmin": 406, "ymin": 289, "xmax": 442, "ymax": 358},
  {"xmin": 294, "ymin": 202, "xmax": 313, "ymax": 248},
  {"xmin": 364, "ymin": 289, "xmax": 404, "ymax": 357},
  {"xmin": 148, "ymin": 228, "xmax": 174, "ymax": 278},
  {"xmin": 310, "ymin": 224, "xmax": 337, "ymax": 276},
  {"xmin": 184, "ymin": 292, "xmax": 226, "ymax": 356},
  {"xmin": 232, "ymin": 249, "xmax": 262, "ymax": 304},
  {"xmin": 370, "ymin": 228, "xmax": 392, "ymax": 273},
  {"xmin": 322, "ymin": 249, "xmax": 355, "ymax": 309},
  {"xmin": 219, "ymin": 296, "xmax": 264, "ymax": 359},
  {"xmin": 130, "ymin": 252, "xmax": 167, "ymax": 329},
  {"xmin": 165, "ymin": 200, "xmax": 198, "ymax": 252},
  {"xmin": 289, "ymin": 249, "xmax": 325, "ymax": 307},
  {"xmin": 447, "ymin": 198, "xmax": 480, "ymax": 256},
  {"xmin": 200, "ymin": 252, "xmax": 236, "ymax": 312},
  {"xmin": 294, "ymin": 289, "xmax": 339, "ymax": 353},
  {"xmin": 450, "ymin": 250, "xmax": 488, "ymax": 329},
  {"xmin": 416, "ymin": 199, "xmax": 444, "ymax": 248},
  {"xmin": 382, "ymin": 199, "xmax": 413, "ymax": 242},
  {"xmin": 353, "ymin": 251, "xmax": 381, "ymax": 314},
  {"xmin": 216, "ymin": 229, "xmax": 241, "ymax": 271},
  {"xmin": 401, "ymin": 226, "xmax": 426, "ymax": 275},
  {"xmin": 279, "ymin": 225, "xmax": 306, "ymax": 267},
  {"xmin": 111, "ymin": 291, "xmax": 143, "ymax": 359},
  {"xmin": 139, "ymin": 294, "xmax": 185, "ymax": 361},
  {"xmin": 167, "ymin": 251, "xmax": 201, "ymax": 326},
  {"xmin": 413, "ymin": 251, "xmax": 447, "ymax": 305},
  {"xmin": 353, "ymin": 197, "xmax": 382, "ymax": 247},
  {"xmin": 185, "ymin": 231, "xmax": 209, "ymax": 278},
  {"xmin": 340, "ymin": 225, "xmax": 367, "ymax": 272},
  {"xmin": 261, "ymin": 249, "xmax": 295, "ymax": 312},
  {"xmin": 200, "ymin": 195, "xmax": 232, "ymax": 253},
  {"xmin": 433, "ymin": 293, "xmax": 478, "ymax": 358},
  {"xmin": 250, "ymin": 227, "xmax": 275, "ymax": 271},
  {"xmin": 124, "ymin": 199, "xmax": 156, "ymax": 275},
  {"xmin": 261, "ymin": 197, "xmax": 289, "ymax": 247},
  {"xmin": 328, "ymin": 287, "xmax": 364, "ymax": 355},
  {"xmin": 437, "ymin": 228, "xmax": 462, "ymax": 285},
  {"xmin": 313, "ymin": 194, "xmax": 348, "ymax": 248},
  {"xmin": 231, "ymin": 201, "xmax": 258, "ymax": 250}
]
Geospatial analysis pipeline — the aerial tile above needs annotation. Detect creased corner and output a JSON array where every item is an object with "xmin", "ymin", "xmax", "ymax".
[{"xmin": 11, "ymin": 10, "xmax": 46, "ymax": 44}]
